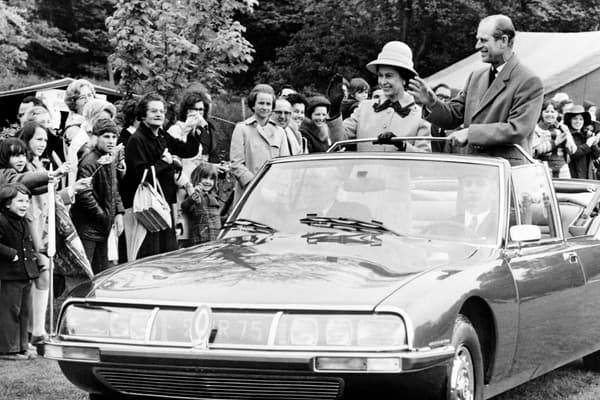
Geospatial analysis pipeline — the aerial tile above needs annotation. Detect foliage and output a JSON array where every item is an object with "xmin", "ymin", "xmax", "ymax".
[
  {"xmin": 0, "ymin": 3, "xmax": 30, "ymax": 78},
  {"xmin": 255, "ymin": 0, "xmax": 600, "ymax": 93},
  {"xmin": 107, "ymin": 0, "xmax": 256, "ymax": 102}
]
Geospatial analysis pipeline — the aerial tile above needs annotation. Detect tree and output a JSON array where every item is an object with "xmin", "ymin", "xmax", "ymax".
[
  {"xmin": 107, "ymin": 0, "xmax": 256, "ymax": 101},
  {"xmin": 0, "ymin": 3, "xmax": 29, "ymax": 79}
]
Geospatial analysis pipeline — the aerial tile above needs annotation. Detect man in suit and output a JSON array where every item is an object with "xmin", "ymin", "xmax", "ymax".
[
  {"xmin": 458, "ymin": 169, "xmax": 498, "ymax": 241},
  {"xmin": 408, "ymin": 14, "xmax": 544, "ymax": 164}
]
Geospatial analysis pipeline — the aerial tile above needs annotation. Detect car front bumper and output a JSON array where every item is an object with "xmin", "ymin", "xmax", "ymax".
[{"xmin": 46, "ymin": 340, "xmax": 454, "ymax": 399}]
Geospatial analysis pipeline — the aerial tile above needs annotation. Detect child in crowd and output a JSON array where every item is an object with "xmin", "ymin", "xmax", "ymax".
[
  {"xmin": 0, "ymin": 183, "xmax": 39, "ymax": 360},
  {"xmin": 181, "ymin": 163, "xmax": 221, "ymax": 245},
  {"xmin": 533, "ymin": 100, "xmax": 576, "ymax": 178},
  {"xmin": 70, "ymin": 119, "xmax": 124, "ymax": 274},
  {"xmin": 341, "ymin": 78, "xmax": 370, "ymax": 119}
]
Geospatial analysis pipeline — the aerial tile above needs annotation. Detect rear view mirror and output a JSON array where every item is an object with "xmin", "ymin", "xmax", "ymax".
[{"xmin": 510, "ymin": 225, "xmax": 541, "ymax": 242}]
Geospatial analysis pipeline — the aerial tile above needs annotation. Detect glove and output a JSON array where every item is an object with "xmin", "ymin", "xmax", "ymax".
[
  {"xmin": 326, "ymin": 73, "xmax": 345, "ymax": 118},
  {"xmin": 375, "ymin": 132, "xmax": 406, "ymax": 151}
]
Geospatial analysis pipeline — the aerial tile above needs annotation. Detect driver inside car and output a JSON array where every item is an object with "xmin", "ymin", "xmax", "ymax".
[{"xmin": 457, "ymin": 169, "xmax": 499, "ymax": 240}]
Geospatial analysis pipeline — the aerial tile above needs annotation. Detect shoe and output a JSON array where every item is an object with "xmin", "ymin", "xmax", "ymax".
[
  {"xmin": 31, "ymin": 334, "xmax": 48, "ymax": 345},
  {"xmin": 0, "ymin": 353, "xmax": 30, "ymax": 361},
  {"xmin": 22, "ymin": 349, "xmax": 37, "ymax": 359}
]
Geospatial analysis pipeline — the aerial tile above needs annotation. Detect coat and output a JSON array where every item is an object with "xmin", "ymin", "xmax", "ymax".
[
  {"xmin": 327, "ymin": 95, "xmax": 431, "ymax": 152},
  {"xmin": 425, "ymin": 54, "xmax": 543, "ymax": 163},
  {"xmin": 71, "ymin": 147, "xmax": 125, "ymax": 242},
  {"xmin": 299, "ymin": 119, "xmax": 331, "ymax": 153},
  {"xmin": 181, "ymin": 191, "xmax": 221, "ymax": 245},
  {"xmin": 0, "ymin": 211, "xmax": 39, "ymax": 281},
  {"xmin": 230, "ymin": 116, "xmax": 290, "ymax": 201},
  {"xmin": 568, "ymin": 130, "xmax": 600, "ymax": 179},
  {"xmin": 122, "ymin": 122, "xmax": 201, "ymax": 208}
]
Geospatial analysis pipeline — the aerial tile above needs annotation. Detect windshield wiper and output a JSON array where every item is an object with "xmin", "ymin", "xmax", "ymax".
[
  {"xmin": 222, "ymin": 218, "xmax": 277, "ymax": 234},
  {"xmin": 299, "ymin": 214, "xmax": 401, "ymax": 236}
]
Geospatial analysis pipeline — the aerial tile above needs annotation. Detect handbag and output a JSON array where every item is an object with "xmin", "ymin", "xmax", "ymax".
[{"xmin": 133, "ymin": 166, "xmax": 172, "ymax": 232}]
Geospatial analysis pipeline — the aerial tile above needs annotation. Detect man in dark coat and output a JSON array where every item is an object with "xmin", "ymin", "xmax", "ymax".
[{"xmin": 409, "ymin": 14, "xmax": 544, "ymax": 164}]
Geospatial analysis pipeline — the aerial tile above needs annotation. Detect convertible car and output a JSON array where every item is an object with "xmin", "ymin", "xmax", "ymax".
[{"xmin": 45, "ymin": 142, "xmax": 600, "ymax": 400}]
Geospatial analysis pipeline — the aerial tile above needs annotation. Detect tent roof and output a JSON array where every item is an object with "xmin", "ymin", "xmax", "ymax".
[
  {"xmin": 425, "ymin": 31, "xmax": 600, "ymax": 93},
  {"xmin": 0, "ymin": 77, "xmax": 121, "ymax": 98}
]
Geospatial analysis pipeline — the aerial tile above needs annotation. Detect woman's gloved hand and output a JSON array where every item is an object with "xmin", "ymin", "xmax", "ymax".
[{"xmin": 375, "ymin": 132, "xmax": 406, "ymax": 151}]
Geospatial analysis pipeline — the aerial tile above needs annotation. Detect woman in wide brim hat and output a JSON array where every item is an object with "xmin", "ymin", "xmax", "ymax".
[
  {"xmin": 563, "ymin": 104, "xmax": 592, "ymax": 128},
  {"xmin": 565, "ymin": 104, "xmax": 599, "ymax": 179},
  {"xmin": 326, "ymin": 41, "xmax": 431, "ymax": 153}
]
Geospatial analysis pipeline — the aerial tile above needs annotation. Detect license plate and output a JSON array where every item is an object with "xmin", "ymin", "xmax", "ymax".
[{"xmin": 212, "ymin": 312, "xmax": 274, "ymax": 345}]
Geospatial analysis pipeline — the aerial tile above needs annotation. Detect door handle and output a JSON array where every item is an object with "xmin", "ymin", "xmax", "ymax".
[{"xmin": 563, "ymin": 252, "xmax": 579, "ymax": 264}]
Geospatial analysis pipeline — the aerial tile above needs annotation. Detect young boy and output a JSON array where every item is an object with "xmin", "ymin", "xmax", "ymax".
[
  {"xmin": 0, "ymin": 183, "xmax": 39, "ymax": 360},
  {"xmin": 70, "ymin": 118, "xmax": 124, "ymax": 274}
]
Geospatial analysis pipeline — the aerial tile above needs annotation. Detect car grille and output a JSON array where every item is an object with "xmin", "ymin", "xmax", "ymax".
[{"xmin": 94, "ymin": 367, "xmax": 344, "ymax": 400}]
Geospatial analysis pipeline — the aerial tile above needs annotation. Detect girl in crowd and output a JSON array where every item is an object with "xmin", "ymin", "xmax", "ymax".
[
  {"xmin": 0, "ymin": 183, "xmax": 38, "ymax": 360},
  {"xmin": 341, "ymin": 77, "xmax": 370, "ymax": 119},
  {"xmin": 533, "ymin": 100, "xmax": 576, "ymax": 178},
  {"xmin": 16, "ymin": 124, "xmax": 77, "ymax": 344},
  {"xmin": 121, "ymin": 92, "xmax": 200, "ymax": 260},
  {"xmin": 300, "ymin": 96, "xmax": 332, "ymax": 153},
  {"xmin": 230, "ymin": 84, "xmax": 289, "ymax": 203},
  {"xmin": 565, "ymin": 105, "xmax": 600, "ymax": 179},
  {"xmin": 181, "ymin": 163, "xmax": 221, "ymax": 245}
]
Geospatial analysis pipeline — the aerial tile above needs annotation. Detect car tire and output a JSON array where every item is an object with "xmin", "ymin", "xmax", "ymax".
[
  {"xmin": 444, "ymin": 315, "xmax": 484, "ymax": 400},
  {"xmin": 583, "ymin": 351, "xmax": 600, "ymax": 371}
]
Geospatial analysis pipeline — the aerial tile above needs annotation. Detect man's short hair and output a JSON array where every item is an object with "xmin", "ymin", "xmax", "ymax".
[
  {"xmin": 481, "ymin": 14, "xmax": 516, "ymax": 47},
  {"xmin": 19, "ymin": 95, "xmax": 47, "ymax": 110}
]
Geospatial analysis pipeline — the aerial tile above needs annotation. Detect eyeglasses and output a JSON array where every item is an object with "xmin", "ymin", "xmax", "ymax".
[
  {"xmin": 77, "ymin": 93, "xmax": 95, "ymax": 101},
  {"xmin": 273, "ymin": 110, "xmax": 291, "ymax": 115}
]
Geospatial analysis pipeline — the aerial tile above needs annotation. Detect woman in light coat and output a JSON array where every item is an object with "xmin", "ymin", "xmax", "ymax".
[{"xmin": 230, "ymin": 84, "xmax": 290, "ymax": 203}]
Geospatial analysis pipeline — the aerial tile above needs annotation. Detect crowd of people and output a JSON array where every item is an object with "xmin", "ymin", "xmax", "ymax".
[{"xmin": 1, "ymin": 12, "xmax": 599, "ymax": 361}]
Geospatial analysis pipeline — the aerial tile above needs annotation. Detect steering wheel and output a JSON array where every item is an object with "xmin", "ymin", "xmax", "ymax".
[{"xmin": 421, "ymin": 221, "xmax": 480, "ymax": 240}]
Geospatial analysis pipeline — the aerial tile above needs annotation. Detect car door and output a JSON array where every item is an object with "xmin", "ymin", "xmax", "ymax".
[{"xmin": 505, "ymin": 164, "xmax": 586, "ymax": 378}]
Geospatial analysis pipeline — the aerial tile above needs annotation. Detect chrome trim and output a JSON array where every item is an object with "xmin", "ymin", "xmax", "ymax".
[
  {"xmin": 374, "ymin": 305, "xmax": 415, "ymax": 348},
  {"xmin": 57, "ymin": 301, "xmax": 411, "ymax": 350},
  {"xmin": 61, "ymin": 297, "xmax": 377, "ymax": 311},
  {"xmin": 44, "ymin": 340, "xmax": 454, "ymax": 372},
  {"xmin": 267, "ymin": 311, "xmax": 283, "ymax": 346},
  {"xmin": 144, "ymin": 307, "xmax": 159, "ymax": 343}
]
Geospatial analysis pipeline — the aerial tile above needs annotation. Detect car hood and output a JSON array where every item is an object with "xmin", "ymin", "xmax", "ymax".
[{"xmin": 87, "ymin": 233, "xmax": 485, "ymax": 309}]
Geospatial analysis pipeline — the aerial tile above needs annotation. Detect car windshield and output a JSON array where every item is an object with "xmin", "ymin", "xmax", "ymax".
[{"xmin": 231, "ymin": 158, "xmax": 501, "ymax": 244}]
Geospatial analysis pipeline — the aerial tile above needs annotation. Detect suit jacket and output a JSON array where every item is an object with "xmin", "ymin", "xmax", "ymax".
[
  {"xmin": 426, "ymin": 54, "xmax": 543, "ymax": 164},
  {"xmin": 328, "ymin": 95, "xmax": 431, "ymax": 152},
  {"xmin": 457, "ymin": 211, "xmax": 498, "ymax": 241}
]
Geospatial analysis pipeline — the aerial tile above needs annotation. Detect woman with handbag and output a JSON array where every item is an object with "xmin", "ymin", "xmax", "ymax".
[{"xmin": 121, "ymin": 93, "xmax": 201, "ymax": 260}]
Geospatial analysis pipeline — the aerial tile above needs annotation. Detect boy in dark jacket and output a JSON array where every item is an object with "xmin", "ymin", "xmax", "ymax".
[
  {"xmin": 70, "ymin": 119, "xmax": 124, "ymax": 274},
  {"xmin": 0, "ymin": 183, "xmax": 39, "ymax": 360}
]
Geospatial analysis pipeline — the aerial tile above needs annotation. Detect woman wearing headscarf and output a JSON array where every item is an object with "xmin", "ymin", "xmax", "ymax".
[
  {"xmin": 299, "ymin": 96, "xmax": 332, "ymax": 153},
  {"xmin": 230, "ymin": 84, "xmax": 290, "ymax": 203},
  {"xmin": 327, "ymin": 41, "xmax": 431, "ymax": 152}
]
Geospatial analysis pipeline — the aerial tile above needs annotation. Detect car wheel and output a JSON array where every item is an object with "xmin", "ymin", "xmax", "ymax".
[
  {"xmin": 583, "ymin": 351, "xmax": 600, "ymax": 371},
  {"xmin": 445, "ymin": 315, "xmax": 484, "ymax": 400}
]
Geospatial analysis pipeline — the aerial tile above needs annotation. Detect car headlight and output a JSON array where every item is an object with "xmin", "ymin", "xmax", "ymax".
[
  {"xmin": 276, "ymin": 313, "xmax": 406, "ymax": 348},
  {"xmin": 60, "ymin": 304, "xmax": 152, "ymax": 340}
]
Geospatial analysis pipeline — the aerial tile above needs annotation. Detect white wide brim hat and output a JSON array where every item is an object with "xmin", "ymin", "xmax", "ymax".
[{"xmin": 366, "ymin": 41, "xmax": 417, "ymax": 78}]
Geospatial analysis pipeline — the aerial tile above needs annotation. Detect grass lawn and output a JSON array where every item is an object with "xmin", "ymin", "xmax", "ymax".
[{"xmin": 0, "ymin": 357, "xmax": 86, "ymax": 400}]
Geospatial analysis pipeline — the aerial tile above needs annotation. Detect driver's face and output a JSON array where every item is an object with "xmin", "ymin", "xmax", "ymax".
[{"xmin": 462, "ymin": 176, "xmax": 494, "ymax": 214}]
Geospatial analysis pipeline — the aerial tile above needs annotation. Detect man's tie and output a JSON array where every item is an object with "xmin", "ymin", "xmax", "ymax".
[
  {"xmin": 467, "ymin": 215, "xmax": 479, "ymax": 232},
  {"xmin": 488, "ymin": 66, "xmax": 497, "ymax": 88},
  {"xmin": 373, "ymin": 100, "xmax": 414, "ymax": 117}
]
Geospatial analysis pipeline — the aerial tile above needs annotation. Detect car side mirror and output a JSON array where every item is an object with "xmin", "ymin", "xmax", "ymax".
[{"xmin": 510, "ymin": 225, "xmax": 541, "ymax": 242}]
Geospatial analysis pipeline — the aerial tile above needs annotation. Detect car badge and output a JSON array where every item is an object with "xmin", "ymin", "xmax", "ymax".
[{"xmin": 191, "ymin": 304, "xmax": 212, "ymax": 349}]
